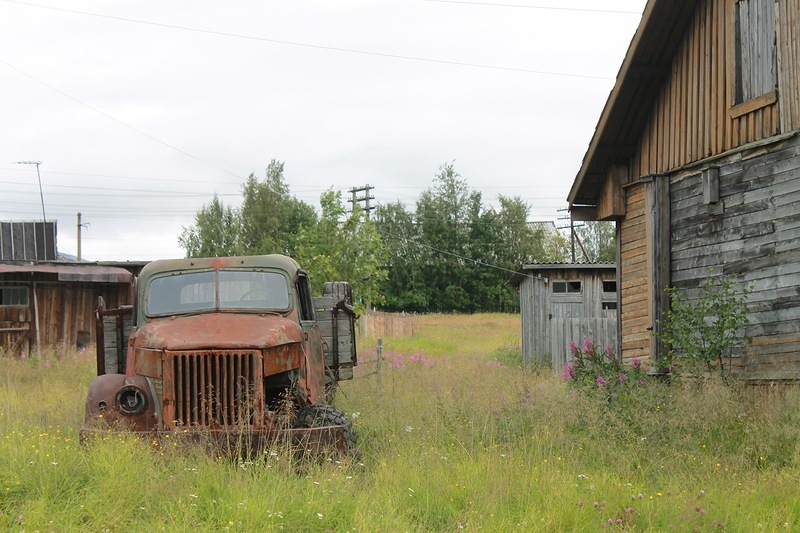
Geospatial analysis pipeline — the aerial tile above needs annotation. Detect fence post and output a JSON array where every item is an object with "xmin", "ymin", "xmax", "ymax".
[{"xmin": 376, "ymin": 338, "xmax": 383, "ymax": 388}]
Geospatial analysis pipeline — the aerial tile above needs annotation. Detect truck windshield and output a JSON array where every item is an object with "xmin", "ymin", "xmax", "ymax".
[{"xmin": 147, "ymin": 270, "xmax": 290, "ymax": 316}]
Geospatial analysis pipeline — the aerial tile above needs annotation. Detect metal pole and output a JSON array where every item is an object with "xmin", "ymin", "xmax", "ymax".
[
  {"xmin": 77, "ymin": 212, "xmax": 82, "ymax": 261},
  {"xmin": 14, "ymin": 161, "xmax": 46, "ymax": 221}
]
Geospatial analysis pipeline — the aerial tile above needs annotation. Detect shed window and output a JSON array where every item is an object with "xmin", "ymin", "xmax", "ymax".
[
  {"xmin": 733, "ymin": 0, "xmax": 776, "ymax": 104},
  {"xmin": 552, "ymin": 281, "xmax": 581, "ymax": 294},
  {"xmin": 602, "ymin": 301, "xmax": 618, "ymax": 311},
  {"xmin": 602, "ymin": 280, "xmax": 617, "ymax": 293},
  {"xmin": 0, "ymin": 286, "xmax": 29, "ymax": 306}
]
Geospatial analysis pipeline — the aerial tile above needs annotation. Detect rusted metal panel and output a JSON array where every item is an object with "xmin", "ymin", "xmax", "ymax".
[
  {"xmin": 263, "ymin": 343, "xmax": 303, "ymax": 376},
  {"xmin": 136, "ymin": 313, "xmax": 303, "ymax": 351}
]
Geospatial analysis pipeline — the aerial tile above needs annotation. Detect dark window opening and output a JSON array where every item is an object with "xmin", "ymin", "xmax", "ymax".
[
  {"xmin": 0, "ymin": 286, "xmax": 29, "ymax": 306},
  {"xmin": 297, "ymin": 272, "xmax": 315, "ymax": 321},
  {"xmin": 553, "ymin": 281, "xmax": 582, "ymax": 294},
  {"xmin": 603, "ymin": 280, "xmax": 617, "ymax": 293},
  {"xmin": 602, "ymin": 301, "xmax": 618, "ymax": 311}
]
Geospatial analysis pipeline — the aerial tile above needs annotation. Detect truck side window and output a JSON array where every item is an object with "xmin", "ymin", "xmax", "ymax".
[{"xmin": 298, "ymin": 272, "xmax": 315, "ymax": 321}]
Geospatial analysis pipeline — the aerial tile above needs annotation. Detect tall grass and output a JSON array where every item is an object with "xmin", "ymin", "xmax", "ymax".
[{"xmin": 1, "ymin": 314, "xmax": 799, "ymax": 531}]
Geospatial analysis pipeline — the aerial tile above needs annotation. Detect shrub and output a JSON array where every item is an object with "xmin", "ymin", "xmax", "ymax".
[
  {"xmin": 562, "ymin": 340, "xmax": 647, "ymax": 397},
  {"xmin": 656, "ymin": 274, "xmax": 752, "ymax": 377}
]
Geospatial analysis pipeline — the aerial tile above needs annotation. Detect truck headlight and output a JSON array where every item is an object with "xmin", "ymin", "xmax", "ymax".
[{"xmin": 116, "ymin": 386, "xmax": 147, "ymax": 415}]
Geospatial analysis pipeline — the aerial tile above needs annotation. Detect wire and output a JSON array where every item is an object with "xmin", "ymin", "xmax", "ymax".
[
  {"xmin": 422, "ymin": 0, "xmax": 641, "ymax": 15},
  {"xmin": 0, "ymin": 0, "xmax": 613, "ymax": 80},
  {"xmin": 0, "ymin": 58, "xmax": 246, "ymax": 183}
]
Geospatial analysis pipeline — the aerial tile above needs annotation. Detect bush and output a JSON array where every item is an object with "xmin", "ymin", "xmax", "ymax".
[
  {"xmin": 656, "ymin": 274, "xmax": 752, "ymax": 377},
  {"xmin": 562, "ymin": 340, "xmax": 648, "ymax": 397}
]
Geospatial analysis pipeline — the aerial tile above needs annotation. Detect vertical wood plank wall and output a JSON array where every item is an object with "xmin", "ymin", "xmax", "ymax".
[
  {"xmin": 519, "ymin": 269, "xmax": 617, "ymax": 368},
  {"xmin": 632, "ymin": 0, "xmax": 800, "ymax": 179},
  {"xmin": 0, "ymin": 279, "xmax": 129, "ymax": 355}
]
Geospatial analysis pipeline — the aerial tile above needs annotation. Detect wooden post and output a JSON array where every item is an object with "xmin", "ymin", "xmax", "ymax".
[{"xmin": 376, "ymin": 338, "xmax": 383, "ymax": 388}]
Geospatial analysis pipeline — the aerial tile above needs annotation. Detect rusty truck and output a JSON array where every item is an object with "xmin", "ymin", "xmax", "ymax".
[{"xmin": 82, "ymin": 254, "xmax": 358, "ymax": 454}]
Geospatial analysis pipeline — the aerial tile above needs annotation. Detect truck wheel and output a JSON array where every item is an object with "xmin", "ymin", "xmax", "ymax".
[{"xmin": 296, "ymin": 404, "xmax": 357, "ymax": 452}]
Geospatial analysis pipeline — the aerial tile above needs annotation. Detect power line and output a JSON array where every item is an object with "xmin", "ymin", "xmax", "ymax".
[
  {"xmin": 422, "ymin": 0, "xmax": 642, "ymax": 15},
  {"xmin": 1, "ymin": 0, "xmax": 613, "ymax": 80},
  {"xmin": 0, "ymin": 58, "xmax": 246, "ymax": 183}
]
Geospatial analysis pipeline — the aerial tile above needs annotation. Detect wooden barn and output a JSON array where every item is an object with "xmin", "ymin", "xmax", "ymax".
[
  {"xmin": 1, "ymin": 221, "xmax": 136, "ymax": 356},
  {"xmin": 511, "ymin": 263, "xmax": 618, "ymax": 368},
  {"xmin": 567, "ymin": 0, "xmax": 800, "ymax": 379}
]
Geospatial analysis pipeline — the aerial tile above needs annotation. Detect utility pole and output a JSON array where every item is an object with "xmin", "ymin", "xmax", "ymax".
[
  {"xmin": 77, "ymin": 212, "xmax": 90, "ymax": 261},
  {"xmin": 348, "ymin": 184, "xmax": 375, "ymax": 218},
  {"xmin": 14, "ymin": 160, "xmax": 46, "ymax": 222}
]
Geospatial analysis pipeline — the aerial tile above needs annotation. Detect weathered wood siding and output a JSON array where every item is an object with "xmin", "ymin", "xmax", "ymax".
[
  {"xmin": 0, "ymin": 276, "xmax": 130, "ymax": 356},
  {"xmin": 669, "ymin": 133, "xmax": 800, "ymax": 379},
  {"xmin": 632, "ymin": 0, "xmax": 800, "ymax": 179},
  {"xmin": 620, "ymin": 183, "xmax": 651, "ymax": 362},
  {"xmin": 519, "ymin": 268, "xmax": 617, "ymax": 368},
  {"xmin": 614, "ymin": 0, "xmax": 800, "ymax": 370}
]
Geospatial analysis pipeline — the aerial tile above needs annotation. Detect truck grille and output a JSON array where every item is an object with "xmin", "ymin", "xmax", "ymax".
[{"xmin": 164, "ymin": 350, "xmax": 263, "ymax": 428}]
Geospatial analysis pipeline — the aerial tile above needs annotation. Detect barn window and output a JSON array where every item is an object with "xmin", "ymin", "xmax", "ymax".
[
  {"xmin": 0, "ymin": 286, "xmax": 29, "ymax": 306},
  {"xmin": 732, "ymin": 0, "xmax": 777, "ymax": 105},
  {"xmin": 602, "ymin": 301, "xmax": 618, "ymax": 311},
  {"xmin": 552, "ymin": 281, "xmax": 581, "ymax": 294}
]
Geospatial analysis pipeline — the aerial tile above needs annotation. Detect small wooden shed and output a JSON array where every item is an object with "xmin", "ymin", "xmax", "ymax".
[
  {"xmin": 511, "ymin": 263, "xmax": 618, "ymax": 369},
  {"xmin": 0, "ymin": 261, "xmax": 135, "ymax": 356}
]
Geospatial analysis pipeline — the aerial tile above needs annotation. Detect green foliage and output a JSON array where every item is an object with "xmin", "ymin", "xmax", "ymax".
[
  {"xmin": 375, "ymin": 162, "xmax": 570, "ymax": 313},
  {"xmin": 239, "ymin": 159, "xmax": 317, "ymax": 257},
  {"xmin": 294, "ymin": 190, "xmax": 387, "ymax": 310},
  {"xmin": 179, "ymin": 159, "xmax": 610, "ymax": 314},
  {"xmin": 657, "ymin": 274, "xmax": 752, "ymax": 377},
  {"xmin": 178, "ymin": 194, "xmax": 243, "ymax": 257}
]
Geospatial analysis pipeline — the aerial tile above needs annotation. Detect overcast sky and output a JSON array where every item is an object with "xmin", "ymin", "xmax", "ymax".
[{"xmin": 1, "ymin": 0, "xmax": 646, "ymax": 262}]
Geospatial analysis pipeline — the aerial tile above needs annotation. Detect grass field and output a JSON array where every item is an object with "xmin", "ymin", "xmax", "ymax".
[{"xmin": 1, "ymin": 313, "xmax": 799, "ymax": 531}]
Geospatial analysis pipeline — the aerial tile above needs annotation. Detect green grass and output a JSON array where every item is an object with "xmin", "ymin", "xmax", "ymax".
[{"xmin": 1, "ymin": 314, "xmax": 799, "ymax": 531}]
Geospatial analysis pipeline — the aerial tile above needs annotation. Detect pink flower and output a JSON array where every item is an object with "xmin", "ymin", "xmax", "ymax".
[
  {"xmin": 45, "ymin": 360, "xmax": 51, "ymax": 369},
  {"xmin": 619, "ymin": 373, "xmax": 628, "ymax": 383},
  {"xmin": 606, "ymin": 345, "xmax": 614, "ymax": 356},
  {"xmin": 632, "ymin": 358, "xmax": 642, "ymax": 369},
  {"xmin": 596, "ymin": 376, "xmax": 607, "ymax": 386},
  {"xmin": 568, "ymin": 341, "xmax": 578, "ymax": 354},
  {"xmin": 562, "ymin": 363, "xmax": 576, "ymax": 380}
]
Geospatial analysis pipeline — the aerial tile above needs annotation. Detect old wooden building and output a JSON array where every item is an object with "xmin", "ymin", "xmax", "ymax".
[
  {"xmin": 1, "ymin": 221, "xmax": 136, "ymax": 356},
  {"xmin": 568, "ymin": 0, "xmax": 800, "ymax": 379},
  {"xmin": 511, "ymin": 264, "xmax": 618, "ymax": 368}
]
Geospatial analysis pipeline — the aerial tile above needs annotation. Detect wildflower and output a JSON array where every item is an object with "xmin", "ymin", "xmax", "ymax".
[
  {"xmin": 596, "ymin": 375, "xmax": 607, "ymax": 386},
  {"xmin": 605, "ymin": 345, "xmax": 614, "ymax": 356},
  {"xmin": 562, "ymin": 363, "xmax": 576, "ymax": 381},
  {"xmin": 618, "ymin": 373, "xmax": 628, "ymax": 383},
  {"xmin": 45, "ymin": 360, "xmax": 51, "ymax": 369},
  {"xmin": 569, "ymin": 341, "xmax": 578, "ymax": 352}
]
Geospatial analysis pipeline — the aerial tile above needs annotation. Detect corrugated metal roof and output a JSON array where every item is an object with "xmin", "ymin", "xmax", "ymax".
[{"xmin": 0, "ymin": 263, "xmax": 133, "ymax": 283}]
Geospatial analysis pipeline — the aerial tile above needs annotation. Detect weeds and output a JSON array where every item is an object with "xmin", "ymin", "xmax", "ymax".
[{"xmin": 1, "ymin": 314, "xmax": 799, "ymax": 530}]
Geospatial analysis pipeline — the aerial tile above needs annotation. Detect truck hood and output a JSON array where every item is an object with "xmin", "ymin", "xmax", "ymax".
[{"xmin": 134, "ymin": 313, "xmax": 303, "ymax": 351}]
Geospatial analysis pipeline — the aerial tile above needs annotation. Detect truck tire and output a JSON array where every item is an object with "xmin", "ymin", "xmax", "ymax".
[{"xmin": 296, "ymin": 404, "xmax": 357, "ymax": 453}]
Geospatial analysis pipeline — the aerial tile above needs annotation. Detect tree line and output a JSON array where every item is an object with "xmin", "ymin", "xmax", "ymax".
[{"xmin": 179, "ymin": 160, "xmax": 615, "ymax": 313}]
